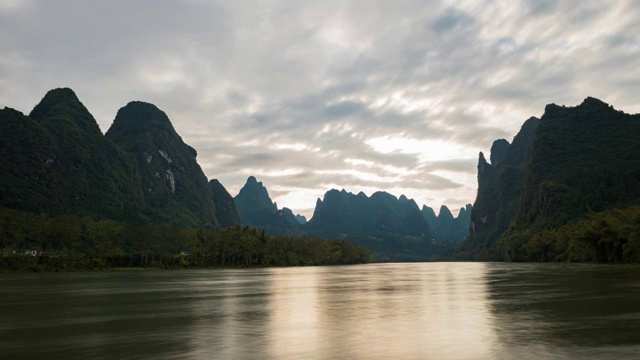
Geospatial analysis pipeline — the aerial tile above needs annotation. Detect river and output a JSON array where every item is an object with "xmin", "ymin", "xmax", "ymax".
[{"xmin": 2, "ymin": 263, "xmax": 640, "ymax": 359}]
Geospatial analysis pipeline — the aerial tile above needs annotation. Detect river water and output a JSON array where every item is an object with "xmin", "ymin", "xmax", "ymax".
[{"xmin": 2, "ymin": 263, "xmax": 640, "ymax": 359}]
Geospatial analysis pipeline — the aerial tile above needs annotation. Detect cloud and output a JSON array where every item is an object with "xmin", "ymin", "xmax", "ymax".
[
  {"xmin": 527, "ymin": 0, "xmax": 558, "ymax": 16},
  {"xmin": 431, "ymin": 8, "xmax": 476, "ymax": 33},
  {"xmin": 1, "ymin": 0, "xmax": 639, "ymax": 218}
]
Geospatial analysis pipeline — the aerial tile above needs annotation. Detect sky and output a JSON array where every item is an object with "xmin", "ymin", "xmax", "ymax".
[{"xmin": 1, "ymin": 0, "xmax": 639, "ymax": 218}]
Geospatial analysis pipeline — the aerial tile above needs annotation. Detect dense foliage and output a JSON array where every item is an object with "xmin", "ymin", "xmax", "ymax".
[
  {"xmin": 504, "ymin": 99, "xmax": 640, "ymax": 259},
  {"xmin": 0, "ymin": 89, "xmax": 147, "ymax": 222},
  {"xmin": 1, "ymin": 88, "xmax": 235, "ymax": 228},
  {"xmin": 455, "ymin": 98, "xmax": 640, "ymax": 262},
  {"xmin": 0, "ymin": 208, "xmax": 372, "ymax": 271},
  {"xmin": 455, "ymin": 117, "xmax": 539, "ymax": 260},
  {"xmin": 343, "ymin": 233, "xmax": 453, "ymax": 262},
  {"xmin": 523, "ymin": 206, "xmax": 640, "ymax": 263},
  {"xmin": 106, "ymin": 101, "xmax": 220, "ymax": 228},
  {"xmin": 210, "ymin": 179, "xmax": 242, "ymax": 228},
  {"xmin": 0, "ymin": 108, "xmax": 61, "ymax": 213}
]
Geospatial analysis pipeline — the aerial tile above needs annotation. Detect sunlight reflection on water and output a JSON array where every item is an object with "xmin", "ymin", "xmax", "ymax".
[{"xmin": 2, "ymin": 263, "xmax": 640, "ymax": 359}]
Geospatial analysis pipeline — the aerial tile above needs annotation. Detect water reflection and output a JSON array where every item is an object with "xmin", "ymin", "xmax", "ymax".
[
  {"xmin": 2, "ymin": 263, "xmax": 640, "ymax": 359},
  {"xmin": 486, "ymin": 263, "xmax": 640, "ymax": 359},
  {"xmin": 261, "ymin": 263, "xmax": 498, "ymax": 359},
  {"xmin": 267, "ymin": 267, "xmax": 320, "ymax": 358},
  {"xmin": 184, "ymin": 269, "xmax": 272, "ymax": 359}
]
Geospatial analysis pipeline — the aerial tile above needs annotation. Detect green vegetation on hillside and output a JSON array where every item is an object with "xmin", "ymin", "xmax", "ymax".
[
  {"xmin": 0, "ymin": 208, "xmax": 372, "ymax": 272},
  {"xmin": 210, "ymin": 179, "xmax": 242, "ymax": 228},
  {"xmin": 455, "ymin": 98, "xmax": 640, "ymax": 262},
  {"xmin": 106, "ymin": 101, "xmax": 220, "ymax": 228},
  {"xmin": 503, "ymin": 99, "xmax": 640, "ymax": 259},
  {"xmin": 523, "ymin": 206, "xmax": 640, "ymax": 262},
  {"xmin": 1, "ymin": 88, "xmax": 235, "ymax": 229},
  {"xmin": 0, "ymin": 89, "xmax": 147, "ymax": 222},
  {"xmin": 455, "ymin": 117, "xmax": 539, "ymax": 260},
  {"xmin": 342, "ymin": 233, "xmax": 453, "ymax": 262}
]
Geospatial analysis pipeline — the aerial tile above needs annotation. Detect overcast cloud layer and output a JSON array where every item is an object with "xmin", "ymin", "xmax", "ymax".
[{"xmin": 1, "ymin": 0, "xmax": 639, "ymax": 218}]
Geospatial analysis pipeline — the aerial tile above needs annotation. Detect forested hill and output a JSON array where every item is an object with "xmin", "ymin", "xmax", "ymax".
[
  {"xmin": 0, "ymin": 88, "xmax": 371, "ymax": 271},
  {"xmin": 210, "ymin": 179, "xmax": 242, "ymax": 228},
  {"xmin": 455, "ymin": 97, "xmax": 640, "ymax": 262},
  {"xmin": 454, "ymin": 117, "xmax": 539, "ymax": 259},
  {"xmin": 0, "ymin": 88, "xmax": 237, "ymax": 229},
  {"xmin": 0, "ymin": 89, "xmax": 146, "ymax": 222},
  {"xmin": 106, "ymin": 101, "xmax": 220, "ymax": 228},
  {"xmin": 15, "ymin": 88, "xmax": 639, "ymax": 265}
]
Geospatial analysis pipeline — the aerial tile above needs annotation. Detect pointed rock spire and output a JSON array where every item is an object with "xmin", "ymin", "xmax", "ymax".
[{"xmin": 490, "ymin": 139, "xmax": 510, "ymax": 165}]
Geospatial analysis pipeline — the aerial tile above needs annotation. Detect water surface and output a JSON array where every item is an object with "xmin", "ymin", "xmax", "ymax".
[{"xmin": 2, "ymin": 263, "xmax": 640, "ymax": 359}]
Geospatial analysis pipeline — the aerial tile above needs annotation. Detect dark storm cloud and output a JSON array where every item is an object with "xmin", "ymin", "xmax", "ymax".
[{"xmin": 1, "ymin": 0, "xmax": 639, "ymax": 216}]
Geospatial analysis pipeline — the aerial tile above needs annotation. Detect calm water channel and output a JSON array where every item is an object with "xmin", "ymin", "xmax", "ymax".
[{"xmin": 2, "ymin": 263, "xmax": 640, "ymax": 359}]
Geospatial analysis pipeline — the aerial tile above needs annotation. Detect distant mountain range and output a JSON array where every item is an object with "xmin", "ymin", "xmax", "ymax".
[
  {"xmin": 231, "ymin": 178, "xmax": 471, "ymax": 261},
  {"xmin": 422, "ymin": 204, "xmax": 472, "ymax": 243},
  {"xmin": 233, "ymin": 176, "xmax": 305, "ymax": 235}
]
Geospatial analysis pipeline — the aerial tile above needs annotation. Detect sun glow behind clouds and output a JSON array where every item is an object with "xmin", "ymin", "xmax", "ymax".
[
  {"xmin": 270, "ymin": 143, "xmax": 321, "ymax": 152},
  {"xmin": 238, "ymin": 168, "xmax": 305, "ymax": 178},
  {"xmin": 365, "ymin": 135, "xmax": 479, "ymax": 162},
  {"xmin": 315, "ymin": 169, "xmax": 399, "ymax": 184},
  {"xmin": 136, "ymin": 57, "xmax": 194, "ymax": 92},
  {"xmin": 371, "ymin": 93, "xmax": 447, "ymax": 114}
]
